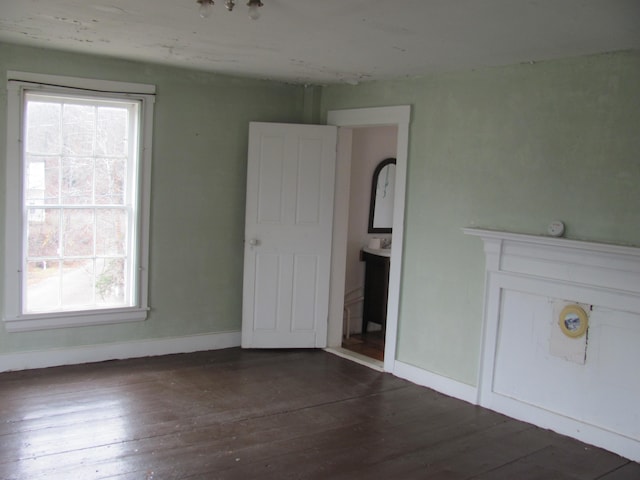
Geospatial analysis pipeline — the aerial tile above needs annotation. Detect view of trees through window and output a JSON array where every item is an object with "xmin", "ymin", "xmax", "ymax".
[{"xmin": 24, "ymin": 92, "xmax": 138, "ymax": 313}]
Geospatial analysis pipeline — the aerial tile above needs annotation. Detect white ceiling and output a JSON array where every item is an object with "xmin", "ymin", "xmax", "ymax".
[{"xmin": 1, "ymin": 0, "xmax": 639, "ymax": 85}]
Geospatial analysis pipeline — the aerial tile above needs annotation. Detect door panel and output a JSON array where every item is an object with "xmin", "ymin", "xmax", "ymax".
[
  {"xmin": 291, "ymin": 254, "xmax": 318, "ymax": 331},
  {"xmin": 242, "ymin": 122, "xmax": 337, "ymax": 348},
  {"xmin": 254, "ymin": 254, "xmax": 279, "ymax": 331}
]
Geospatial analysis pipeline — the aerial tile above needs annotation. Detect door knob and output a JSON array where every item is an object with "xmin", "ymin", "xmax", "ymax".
[{"xmin": 248, "ymin": 238, "xmax": 259, "ymax": 246}]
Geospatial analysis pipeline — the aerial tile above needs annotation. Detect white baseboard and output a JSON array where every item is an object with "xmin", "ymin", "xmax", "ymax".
[
  {"xmin": 0, "ymin": 330, "xmax": 241, "ymax": 372},
  {"xmin": 393, "ymin": 360, "xmax": 478, "ymax": 404}
]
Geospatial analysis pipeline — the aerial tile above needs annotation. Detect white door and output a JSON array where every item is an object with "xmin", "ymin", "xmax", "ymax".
[{"xmin": 241, "ymin": 122, "xmax": 337, "ymax": 348}]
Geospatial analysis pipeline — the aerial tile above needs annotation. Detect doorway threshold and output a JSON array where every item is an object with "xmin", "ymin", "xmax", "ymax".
[{"xmin": 325, "ymin": 347, "xmax": 384, "ymax": 372}]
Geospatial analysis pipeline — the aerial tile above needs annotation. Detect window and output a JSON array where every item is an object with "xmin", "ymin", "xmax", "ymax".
[{"xmin": 4, "ymin": 72, "xmax": 155, "ymax": 332}]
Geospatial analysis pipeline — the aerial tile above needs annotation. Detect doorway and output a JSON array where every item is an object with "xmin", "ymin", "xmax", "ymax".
[
  {"xmin": 341, "ymin": 126, "xmax": 398, "ymax": 362},
  {"xmin": 326, "ymin": 106, "xmax": 411, "ymax": 373}
]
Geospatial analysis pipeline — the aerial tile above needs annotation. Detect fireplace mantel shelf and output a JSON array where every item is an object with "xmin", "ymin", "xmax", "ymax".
[{"xmin": 463, "ymin": 227, "xmax": 640, "ymax": 258}]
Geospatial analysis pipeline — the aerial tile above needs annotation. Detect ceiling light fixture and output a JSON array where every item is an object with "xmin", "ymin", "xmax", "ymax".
[{"xmin": 197, "ymin": 0, "xmax": 264, "ymax": 20}]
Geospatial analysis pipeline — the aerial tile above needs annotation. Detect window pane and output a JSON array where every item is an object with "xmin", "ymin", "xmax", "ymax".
[
  {"xmin": 96, "ymin": 209, "xmax": 127, "ymax": 256},
  {"xmin": 96, "ymin": 258, "xmax": 126, "ymax": 306},
  {"xmin": 61, "ymin": 259, "xmax": 94, "ymax": 307},
  {"xmin": 95, "ymin": 158, "xmax": 125, "ymax": 205},
  {"xmin": 61, "ymin": 157, "xmax": 94, "ymax": 204},
  {"xmin": 62, "ymin": 103, "xmax": 95, "ymax": 156},
  {"xmin": 13, "ymin": 84, "xmax": 149, "ymax": 322},
  {"xmin": 25, "ymin": 260, "xmax": 61, "ymax": 312},
  {"xmin": 62, "ymin": 209, "xmax": 94, "ymax": 256},
  {"xmin": 25, "ymin": 101, "xmax": 61, "ymax": 154},
  {"xmin": 25, "ymin": 158, "xmax": 45, "ymax": 201},
  {"xmin": 27, "ymin": 208, "xmax": 60, "ymax": 258},
  {"xmin": 25, "ymin": 156, "xmax": 61, "ymax": 204},
  {"xmin": 96, "ymin": 107, "xmax": 128, "ymax": 156}
]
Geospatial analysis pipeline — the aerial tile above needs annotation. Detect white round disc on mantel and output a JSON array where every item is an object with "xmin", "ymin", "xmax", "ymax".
[{"xmin": 547, "ymin": 220, "xmax": 565, "ymax": 237}]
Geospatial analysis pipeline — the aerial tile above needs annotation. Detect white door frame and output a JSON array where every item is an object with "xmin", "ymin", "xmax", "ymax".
[{"xmin": 326, "ymin": 106, "xmax": 411, "ymax": 373}]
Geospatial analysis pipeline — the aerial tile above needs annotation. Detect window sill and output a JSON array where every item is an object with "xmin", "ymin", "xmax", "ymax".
[{"xmin": 3, "ymin": 307, "xmax": 149, "ymax": 333}]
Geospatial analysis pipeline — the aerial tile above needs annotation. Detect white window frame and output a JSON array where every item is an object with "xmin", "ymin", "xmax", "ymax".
[{"xmin": 4, "ymin": 72, "xmax": 155, "ymax": 332}]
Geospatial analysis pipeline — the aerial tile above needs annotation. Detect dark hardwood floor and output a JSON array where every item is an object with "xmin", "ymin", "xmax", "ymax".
[
  {"xmin": 342, "ymin": 331, "xmax": 385, "ymax": 361},
  {"xmin": 0, "ymin": 348, "xmax": 637, "ymax": 479}
]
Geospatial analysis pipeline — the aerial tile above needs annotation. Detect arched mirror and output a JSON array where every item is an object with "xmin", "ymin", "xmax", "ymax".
[{"xmin": 368, "ymin": 158, "xmax": 396, "ymax": 233}]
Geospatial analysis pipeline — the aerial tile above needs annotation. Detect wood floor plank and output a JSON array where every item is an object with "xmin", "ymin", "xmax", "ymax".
[
  {"xmin": 466, "ymin": 440, "xmax": 629, "ymax": 480},
  {"xmin": 186, "ymin": 405, "xmax": 511, "ymax": 478},
  {"xmin": 596, "ymin": 462, "xmax": 640, "ymax": 479},
  {"xmin": 0, "ymin": 348, "xmax": 637, "ymax": 480},
  {"xmin": 1, "ymin": 385, "xmax": 442, "ymax": 478},
  {"xmin": 316, "ymin": 419, "xmax": 544, "ymax": 479}
]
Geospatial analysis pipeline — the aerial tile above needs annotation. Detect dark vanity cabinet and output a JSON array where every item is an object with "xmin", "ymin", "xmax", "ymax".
[{"xmin": 361, "ymin": 250, "xmax": 390, "ymax": 335}]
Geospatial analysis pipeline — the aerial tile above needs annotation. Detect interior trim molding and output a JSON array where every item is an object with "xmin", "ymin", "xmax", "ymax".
[
  {"xmin": 327, "ymin": 105, "xmax": 411, "ymax": 374},
  {"xmin": 393, "ymin": 360, "xmax": 478, "ymax": 404},
  {"xmin": 463, "ymin": 227, "xmax": 640, "ymax": 257},
  {"xmin": 0, "ymin": 330, "xmax": 241, "ymax": 373},
  {"xmin": 325, "ymin": 347, "xmax": 384, "ymax": 372}
]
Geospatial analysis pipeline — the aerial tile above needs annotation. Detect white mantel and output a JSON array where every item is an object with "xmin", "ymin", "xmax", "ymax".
[{"xmin": 464, "ymin": 228, "xmax": 640, "ymax": 462}]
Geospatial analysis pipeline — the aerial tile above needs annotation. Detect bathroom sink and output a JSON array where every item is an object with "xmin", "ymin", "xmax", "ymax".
[{"xmin": 363, "ymin": 246, "xmax": 391, "ymax": 257}]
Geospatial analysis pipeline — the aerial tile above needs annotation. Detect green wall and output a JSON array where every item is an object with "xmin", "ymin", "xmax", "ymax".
[
  {"xmin": 321, "ymin": 50, "xmax": 640, "ymax": 385},
  {"xmin": 0, "ymin": 42, "xmax": 306, "ymax": 353},
  {"xmin": 2, "ymin": 42, "xmax": 639, "ymax": 388}
]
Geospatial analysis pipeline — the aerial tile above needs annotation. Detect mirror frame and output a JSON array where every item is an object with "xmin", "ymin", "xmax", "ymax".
[{"xmin": 368, "ymin": 157, "xmax": 396, "ymax": 234}]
